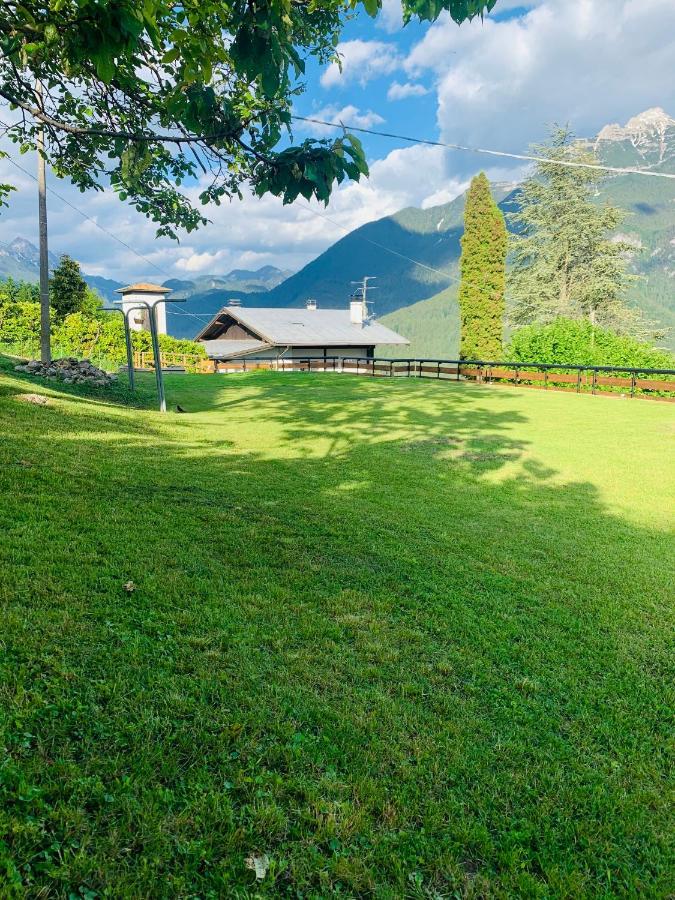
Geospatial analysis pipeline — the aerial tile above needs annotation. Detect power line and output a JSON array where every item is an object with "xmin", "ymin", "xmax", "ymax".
[{"xmin": 292, "ymin": 115, "xmax": 675, "ymax": 180}]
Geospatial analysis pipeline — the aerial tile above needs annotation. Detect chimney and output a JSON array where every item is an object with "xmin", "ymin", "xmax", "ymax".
[
  {"xmin": 306, "ymin": 298, "xmax": 317, "ymax": 310},
  {"xmin": 350, "ymin": 298, "xmax": 364, "ymax": 325},
  {"xmin": 228, "ymin": 298, "xmax": 242, "ymax": 308}
]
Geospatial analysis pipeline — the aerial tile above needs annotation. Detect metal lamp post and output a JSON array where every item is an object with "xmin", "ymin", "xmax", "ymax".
[{"xmin": 112, "ymin": 296, "xmax": 185, "ymax": 412}]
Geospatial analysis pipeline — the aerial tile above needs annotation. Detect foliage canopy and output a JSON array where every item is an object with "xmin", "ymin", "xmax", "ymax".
[
  {"xmin": 0, "ymin": 0, "xmax": 497, "ymax": 237},
  {"xmin": 49, "ymin": 254, "xmax": 90, "ymax": 321},
  {"xmin": 458, "ymin": 172, "xmax": 507, "ymax": 359},
  {"xmin": 507, "ymin": 129, "xmax": 651, "ymax": 338},
  {"xmin": 506, "ymin": 317, "xmax": 674, "ymax": 371}
]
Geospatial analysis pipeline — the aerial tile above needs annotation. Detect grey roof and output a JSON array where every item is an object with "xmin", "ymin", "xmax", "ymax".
[
  {"xmin": 197, "ymin": 307, "xmax": 409, "ymax": 347},
  {"xmin": 202, "ymin": 339, "xmax": 268, "ymax": 358}
]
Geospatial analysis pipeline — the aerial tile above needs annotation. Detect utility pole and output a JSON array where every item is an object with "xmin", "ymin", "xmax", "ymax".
[{"xmin": 36, "ymin": 79, "xmax": 50, "ymax": 364}]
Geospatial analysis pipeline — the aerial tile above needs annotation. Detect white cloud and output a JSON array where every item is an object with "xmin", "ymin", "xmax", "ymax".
[
  {"xmin": 302, "ymin": 105, "xmax": 385, "ymax": 137},
  {"xmin": 387, "ymin": 81, "xmax": 429, "ymax": 101},
  {"xmin": 0, "ymin": 141, "xmax": 463, "ymax": 283},
  {"xmin": 405, "ymin": 0, "xmax": 675, "ymax": 173},
  {"xmin": 321, "ymin": 39, "xmax": 401, "ymax": 88},
  {"xmin": 378, "ymin": 0, "xmax": 404, "ymax": 33}
]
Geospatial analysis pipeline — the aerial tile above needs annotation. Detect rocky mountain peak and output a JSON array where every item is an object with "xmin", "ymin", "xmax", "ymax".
[{"xmin": 595, "ymin": 108, "xmax": 675, "ymax": 163}]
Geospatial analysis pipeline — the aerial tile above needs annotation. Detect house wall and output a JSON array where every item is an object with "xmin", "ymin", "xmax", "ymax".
[
  {"xmin": 218, "ymin": 319, "xmax": 259, "ymax": 340},
  {"xmin": 230, "ymin": 346, "xmax": 375, "ymax": 360}
]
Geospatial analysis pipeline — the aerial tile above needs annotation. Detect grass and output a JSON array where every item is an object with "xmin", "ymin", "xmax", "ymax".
[{"xmin": 1, "ymin": 358, "xmax": 673, "ymax": 898}]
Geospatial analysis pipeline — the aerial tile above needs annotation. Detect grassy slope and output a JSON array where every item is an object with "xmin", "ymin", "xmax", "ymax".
[
  {"xmin": 378, "ymin": 286, "xmax": 460, "ymax": 359},
  {"xmin": 1, "ymin": 362, "xmax": 674, "ymax": 897}
]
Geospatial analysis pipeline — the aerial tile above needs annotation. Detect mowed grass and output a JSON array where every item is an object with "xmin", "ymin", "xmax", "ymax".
[{"xmin": 0, "ymin": 361, "xmax": 673, "ymax": 898}]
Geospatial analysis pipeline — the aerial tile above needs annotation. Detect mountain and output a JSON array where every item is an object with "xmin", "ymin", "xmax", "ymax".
[
  {"xmin": 163, "ymin": 266, "xmax": 293, "ymax": 298},
  {"xmin": 594, "ymin": 108, "xmax": 675, "ymax": 170},
  {"xmin": 0, "ymin": 236, "xmax": 124, "ymax": 302},
  {"xmin": 380, "ymin": 286, "xmax": 460, "ymax": 359},
  {"xmin": 0, "ymin": 236, "xmax": 59, "ymax": 281},
  {"xmin": 82, "ymin": 275, "xmax": 125, "ymax": 305},
  {"xmin": 591, "ymin": 108, "xmax": 675, "ymax": 343}
]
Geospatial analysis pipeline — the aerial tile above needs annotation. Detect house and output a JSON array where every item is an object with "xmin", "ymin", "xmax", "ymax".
[
  {"xmin": 115, "ymin": 283, "xmax": 171, "ymax": 334},
  {"xmin": 195, "ymin": 297, "xmax": 409, "ymax": 361}
]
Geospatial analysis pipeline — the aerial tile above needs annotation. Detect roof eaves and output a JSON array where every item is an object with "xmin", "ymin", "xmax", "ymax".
[{"xmin": 194, "ymin": 306, "xmax": 273, "ymax": 344}]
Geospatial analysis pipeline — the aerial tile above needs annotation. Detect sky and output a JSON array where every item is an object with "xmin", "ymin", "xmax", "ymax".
[{"xmin": 0, "ymin": 0, "xmax": 674, "ymax": 283}]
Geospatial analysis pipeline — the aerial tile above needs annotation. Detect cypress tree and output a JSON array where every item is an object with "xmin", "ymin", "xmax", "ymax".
[{"xmin": 458, "ymin": 172, "xmax": 507, "ymax": 360}]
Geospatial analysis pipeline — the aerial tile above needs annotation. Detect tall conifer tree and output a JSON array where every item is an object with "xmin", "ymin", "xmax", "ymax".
[
  {"xmin": 507, "ymin": 129, "xmax": 650, "ymax": 337},
  {"xmin": 458, "ymin": 172, "xmax": 507, "ymax": 359}
]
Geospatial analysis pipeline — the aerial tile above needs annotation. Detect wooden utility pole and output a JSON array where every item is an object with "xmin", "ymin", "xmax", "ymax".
[{"xmin": 36, "ymin": 80, "xmax": 50, "ymax": 364}]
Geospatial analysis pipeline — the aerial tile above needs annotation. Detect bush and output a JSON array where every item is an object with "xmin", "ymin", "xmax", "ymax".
[
  {"xmin": 53, "ymin": 311, "xmax": 206, "ymax": 368},
  {"xmin": 0, "ymin": 299, "xmax": 41, "ymax": 346},
  {"xmin": 506, "ymin": 318, "xmax": 675, "ymax": 370},
  {"xmin": 0, "ymin": 279, "xmax": 205, "ymax": 369}
]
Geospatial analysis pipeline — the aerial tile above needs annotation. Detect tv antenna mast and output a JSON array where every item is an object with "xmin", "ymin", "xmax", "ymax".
[{"xmin": 350, "ymin": 275, "xmax": 377, "ymax": 320}]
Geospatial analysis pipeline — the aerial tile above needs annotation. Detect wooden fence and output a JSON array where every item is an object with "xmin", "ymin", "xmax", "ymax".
[{"xmin": 129, "ymin": 354, "xmax": 675, "ymax": 398}]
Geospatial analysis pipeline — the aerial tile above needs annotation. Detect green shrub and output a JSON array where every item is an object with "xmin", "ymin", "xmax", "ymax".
[
  {"xmin": 0, "ymin": 300, "xmax": 41, "ymax": 346},
  {"xmin": 0, "ymin": 279, "xmax": 205, "ymax": 370},
  {"xmin": 53, "ymin": 311, "xmax": 206, "ymax": 368},
  {"xmin": 506, "ymin": 318, "xmax": 674, "ymax": 370}
]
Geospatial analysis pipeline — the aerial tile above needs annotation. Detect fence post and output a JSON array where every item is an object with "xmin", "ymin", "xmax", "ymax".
[
  {"xmin": 437, "ymin": 361, "xmax": 441, "ymax": 379},
  {"xmin": 543, "ymin": 367, "xmax": 548, "ymax": 390},
  {"xmin": 592, "ymin": 369, "xmax": 597, "ymax": 395},
  {"xmin": 514, "ymin": 366, "xmax": 519, "ymax": 386},
  {"xmin": 577, "ymin": 369, "xmax": 582, "ymax": 393},
  {"xmin": 630, "ymin": 371, "xmax": 636, "ymax": 398}
]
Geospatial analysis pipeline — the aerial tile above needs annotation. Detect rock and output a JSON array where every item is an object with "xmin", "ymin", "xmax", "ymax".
[
  {"xmin": 12, "ymin": 356, "xmax": 116, "ymax": 387},
  {"xmin": 16, "ymin": 393, "xmax": 50, "ymax": 406}
]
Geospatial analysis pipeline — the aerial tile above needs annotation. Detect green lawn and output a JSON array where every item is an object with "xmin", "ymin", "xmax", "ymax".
[{"xmin": 1, "ymin": 361, "xmax": 673, "ymax": 898}]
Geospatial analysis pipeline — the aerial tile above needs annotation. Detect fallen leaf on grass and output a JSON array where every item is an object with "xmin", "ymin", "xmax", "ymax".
[{"xmin": 245, "ymin": 852, "xmax": 270, "ymax": 880}]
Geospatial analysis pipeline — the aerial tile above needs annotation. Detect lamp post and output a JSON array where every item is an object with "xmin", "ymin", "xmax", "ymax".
[{"xmin": 112, "ymin": 295, "xmax": 185, "ymax": 412}]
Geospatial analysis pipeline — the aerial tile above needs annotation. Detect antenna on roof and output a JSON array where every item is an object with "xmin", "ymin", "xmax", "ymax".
[{"xmin": 350, "ymin": 276, "xmax": 377, "ymax": 322}]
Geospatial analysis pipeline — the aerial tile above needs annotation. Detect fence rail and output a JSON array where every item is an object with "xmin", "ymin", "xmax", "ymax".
[{"xmin": 130, "ymin": 354, "xmax": 675, "ymax": 398}]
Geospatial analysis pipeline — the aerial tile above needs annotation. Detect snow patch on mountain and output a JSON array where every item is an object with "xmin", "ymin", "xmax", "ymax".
[{"xmin": 595, "ymin": 108, "xmax": 675, "ymax": 163}]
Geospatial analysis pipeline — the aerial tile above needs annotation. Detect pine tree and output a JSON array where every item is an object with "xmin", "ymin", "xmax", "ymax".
[
  {"xmin": 507, "ymin": 129, "xmax": 649, "ymax": 337},
  {"xmin": 458, "ymin": 172, "xmax": 507, "ymax": 360},
  {"xmin": 49, "ymin": 255, "xmax": 88, "ymax": 322}
]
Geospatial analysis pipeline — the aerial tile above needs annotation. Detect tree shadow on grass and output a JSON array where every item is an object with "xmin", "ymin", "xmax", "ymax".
[{"xmin": 0, "ymin": 373, "xmax": 672, "ymax": 898}]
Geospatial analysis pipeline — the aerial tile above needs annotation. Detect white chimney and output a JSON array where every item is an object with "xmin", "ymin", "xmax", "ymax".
[
  {"xmin": 306, "ymin": 298, "xmax": 317, "ymax": 310},
  {"xmin": 350, "ymin": 299, "xmax": 364, "ymax": 325}
]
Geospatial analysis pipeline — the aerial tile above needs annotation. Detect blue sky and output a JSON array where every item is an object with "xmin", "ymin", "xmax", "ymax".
[{"xmin": 0, "ymin": 0, "xmax": 674, "ymax": 282}]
